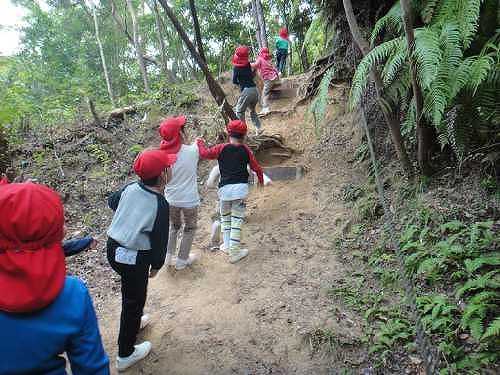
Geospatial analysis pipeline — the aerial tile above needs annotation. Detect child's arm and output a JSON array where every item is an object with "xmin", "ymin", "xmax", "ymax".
[
  {"xmin": 244, "ymin": 145, "xmax": 264, "ymax": 185},
  {"xmin": 206, "ymin": 164, "xmax": 220, "ymax": 189},
  {"xmin": 63, "ymin": 236, "xmax": 95, "ymax": 257},
  {"xmin": 196, "ymin": 138, "xmax": 226, "ymax": 160},
  {"xmin": 232, "ymin": 69, "xmax": 239, "ymax": 85},
  {"xmin": 149, "ymin": 198, "xmax": 169, "ymax": 271},
  {"xmin": 250, "ymin": 58, "xmax": 260, "ymax": 70}
]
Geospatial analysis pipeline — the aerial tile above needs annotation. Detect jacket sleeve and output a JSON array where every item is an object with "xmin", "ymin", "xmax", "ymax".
[
  {"xmin": 63, "ymin": 236, "xmax": 94, "ymax": 257},
  {"xmin": 245, "ymin": 145, "xmax": 264, "ymax": 184},
  {"xmin": 196, "ymin": 139, "xmax": 226, "ymax": 160},
  {"xmin": 232, "ymin": 68, "xmax": 238, "ymax": 85},
  {"xmin": 67, "ymin": 283, "xmax": 110, "ymax": 375},
  {"xmin": 250, "ymin": 59, "xmax": 260, "ymax": 70},
  {"xmin": 149, "ymin": 197, "xmax": 169, "ymax": 270}
]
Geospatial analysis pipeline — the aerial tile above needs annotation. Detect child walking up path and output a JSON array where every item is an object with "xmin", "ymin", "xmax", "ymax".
[
  {"xmin": 275, "ymin": 27, "xmax": 290, "ymax": 76},
  {"xmin": 106, "ymin": 149, "xmax": 176, "ymax": 371},
  {"xmin": 252, "ymin": 47, "xmax": 280, "ymax": 115},
  {"xmin": 197, "ymin": 120, "xmax": 264, "ymax": 263},
  {"xmin": 159, "ymin": 115, "xmax": 200, "ymax": 270},
  {"xmin": 232, "ymin": 45, "xmax": 262, "ymax": 135}
]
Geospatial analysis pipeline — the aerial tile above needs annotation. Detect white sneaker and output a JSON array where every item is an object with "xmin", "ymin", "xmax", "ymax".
[
  {"xmin": 116, "ymin": 341, "xmax": 152, "ymax": 371},
  {"xmin": 175, "ymin": 254, "xmax": 198, "ymax": 270},
  {"xmin": 258, "ymin": 107, "xmax": 270, "ymax": 115},
  {"xmin": 140, "ymin": 314, "xmax": 150, "ymax": 330},
  {"xmin": 165, "ymin": 253, "xmax": 177, "ymax": 266},
  {"xmin": 219, "ymin": 244, "xmax": 229, "ymax": 254},
  {"xmin": 229, "ymin": 248, "xmax": 249, "ymax": 263}
]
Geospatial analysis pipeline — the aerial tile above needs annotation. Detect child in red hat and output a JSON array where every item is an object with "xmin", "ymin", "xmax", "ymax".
[
  {"xmin": 0, "ymin": 182, "xmax": 109, "ymax": 374},
  {"xmin": 232, "ymin": 45, "xmax": 263, "ymax": 135},
  {"xmin": 275, "ymin": 26, "xmax": 290, "ymax": 76},
  {"xmin": 159, "ymin": 115, "xmax": 200, "ymax": 270},
  {"xmin": 106, "ymin": 149, "xmax": 176, "ymax": 371},
  {"xmin": 251, "ymin": 47, "xmax": 280, "ymax": 115},
  {"xmin": 197, "ymin": 120, "xmax": 264, "ymax": 263}
]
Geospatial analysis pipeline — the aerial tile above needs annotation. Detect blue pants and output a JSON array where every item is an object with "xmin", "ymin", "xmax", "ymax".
[{"xmin": 276, "ymin": 48, "xmax": 288, "ymax": 74}]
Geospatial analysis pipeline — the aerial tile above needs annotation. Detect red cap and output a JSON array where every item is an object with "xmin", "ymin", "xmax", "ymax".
[
  {"xmin": 279, "ymin": 27, "xmax": 289, "ymax": 39},
  {"xmin": 0, "ymin": 183, "xmax": 66, "ymax": 313},
  {"xmin": 158, "ymin": 115, "xmax": 186, "ymax": 154},
  {"xmin": 231, "ymin": 45, "xmax": 250, "ymax": 67},
  {"xmin": 226, "ymin": 119, "xmax": 247, "ymax": 136},
  {"xmin": 133, "ymin": 149, "xmax": 177, "ymax": 180},
  {"xmin": 259, "ymin": 47, "xmax": 271, "ymax": 60}
]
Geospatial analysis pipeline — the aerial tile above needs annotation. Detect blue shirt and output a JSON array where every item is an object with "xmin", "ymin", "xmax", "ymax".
[{"xmin": 0, "ymin": 276, "xmax": 110, "ymax": 375}]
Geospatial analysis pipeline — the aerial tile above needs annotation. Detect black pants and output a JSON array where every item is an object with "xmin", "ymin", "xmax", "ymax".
[
  {"xmin": 107, "ymin": 238, "xmax": 151, "ymax": 358},
  {"xmin": 275, "ymin": 48, "xmax": 288, "ymax": 75}
]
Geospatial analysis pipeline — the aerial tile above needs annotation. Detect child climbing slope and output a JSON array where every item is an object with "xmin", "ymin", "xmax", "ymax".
[
  {"xmin": 232, "ymin": 45, "xmax": 262, "ymax": 135},
  {"xmin": 275, "ymin": 26, "xmax": 290, "ymax": 76},
  {"xmin": 251, "ymin": 47, "xmax": 280, "ymax": 115},
  {"xmin": 197, "ymin": 120, "xmax": 264, "ymax": 263}
]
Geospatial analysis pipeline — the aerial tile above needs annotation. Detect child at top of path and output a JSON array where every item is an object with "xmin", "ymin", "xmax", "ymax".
[
  {"xmin": 275, "ymin": 26, "xmax": 290, "ymax": 76},
  {"xmin": 251, "ymin": 47, "xmax": 280, "ymax": 115},
  {"xmin": 197, "ymin": 119, "xmax": 264, "ymax": 263},
  {"xmin": 232, "ymin": 45, "xmax": 263, "ymax": 135},
  {"xmin": 0, "ymin": 182, "xmax": 109, "ymax": 375},
  {"xmin": 106, "ymin": 148, "xmax": 176, "ymax": 371},
  {"xmin": 159, "ymin": 115, "xmax": 200, "ymax": 271}
]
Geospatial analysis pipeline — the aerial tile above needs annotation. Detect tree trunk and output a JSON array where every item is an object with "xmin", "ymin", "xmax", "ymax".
[
  {"xmin": 87, "ymin": 98, "xmax": 101, "ymax": 126},
  {"xmin": 255, "ymin": 0, "xmax": 268, "ymax": 49},
  {"xmin": 151, "ymin": 0, "xmax": 175, "ymax": 82},
  {"xmin": 188, "ymin": 0, "xmax": 206, "ymax": 63},
  {"xmin": 126, "ymin": 0, "xmax": 150, "ymax": 93},
  {"xmin": 343, "ymin": 0, "xmax": 413, "ymax": 175},
  {"xmin": 92, "ymin": 6, "xmax": 116, "ymax": 107},
  {"xmin": 400, "ymin": 0, "xmax": 432, "ymax": 175},
  {"xmin": 218, "ymin": 37, "xmax": 226, "ymax": 78},
  {"xmin": 157, "ymin": 0, "xmax": 236, "ymax": 122},
  {"xmin": 250, "ymin": 0, "xmax": 262, "ymax": 49}
]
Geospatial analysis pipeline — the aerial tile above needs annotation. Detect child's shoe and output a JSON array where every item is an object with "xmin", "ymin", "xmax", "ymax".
[
  {"xmin": 219, "ymin": 243, "xmax": 229, "ymax": 254},
  {"xmin": 117, "ymin": 341, "xmax": 152, "ymax": 371},
  {"xmin": 229, "ymin": 248, "xmax": 249, "ymax": 263},
  {"xmin": 175, "ymin": 254, "xmax": 198, "ymax": 270},
  {"xmin": 140, "ymin": 314, "xmax": 150, "ymax": 330},
  {"xmin": 258, "ymin": 107, "xmax": 270, "ymax": 115}
]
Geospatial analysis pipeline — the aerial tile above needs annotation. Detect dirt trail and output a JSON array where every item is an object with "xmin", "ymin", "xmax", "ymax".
[{"xmin": 97, "ymin": 83, "xmax": 369, "ymax": 374}]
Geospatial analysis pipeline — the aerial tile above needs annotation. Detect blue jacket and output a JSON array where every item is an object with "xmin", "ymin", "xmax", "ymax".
[{"xmin": 0, "ymin": 276, "xmax": 110, "ymax": 375}]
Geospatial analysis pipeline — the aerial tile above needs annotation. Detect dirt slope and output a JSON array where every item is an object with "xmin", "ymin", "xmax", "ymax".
[{"xmin": 92, "ymin": 81, "xmax": 373, "ymax": 375}]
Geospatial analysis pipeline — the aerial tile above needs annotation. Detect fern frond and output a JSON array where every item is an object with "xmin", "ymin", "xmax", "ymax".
[
  {"xmin": 435, "ymin": 0, "xmax": 481, "ymax": 49},
  {"xmin": 421, "ymin": 0, "xmax": 440, "ymax": 23},
  {"xmin": 306, "ymin": 67, "xmax": 334, "ymax": 135},
  {"xmin": 381, "ymin": 38, "xmax": 407, "ymax": 86},
  {"xmin": 414, "ymin": 27, "xmax": 441, "ymax": 89},
  {"xmin": 465, "ymin": 253, "xmax": 500, "ymax": 274},
  {"xmin": 481, "ymin": 316, "xmax": 500, "ymax": 340},
  {"xmin": 370, "ymin": 2, "xmax": 403, "ymax": 46},
  {"xmin": 349, "ymin": 37, "xmax": 403, "ymax": 108},
  {"xmin": 467, "ymin": 55, "xmax": 495, "ymax": 94},
  {"xmin": 456, "ymin": 270, "xmax": 500, "ymax": 297}
]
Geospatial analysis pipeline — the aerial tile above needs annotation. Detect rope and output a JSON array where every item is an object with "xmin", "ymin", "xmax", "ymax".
[{"xmin": 356, "ymin": 106, "xmax": 441, "ymax": 374}]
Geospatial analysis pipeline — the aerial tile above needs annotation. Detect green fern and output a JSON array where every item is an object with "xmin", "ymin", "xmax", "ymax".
[
  {"xmin": 370, "ymin": 2, "xmax": 403, "ymax": 46},
  {"xmin": 481, "ymin": 316, "xmax": 500, "ymax": 340},
  {"xmin": 456, "ymin": 270, "xmax": 500, "ymax": 297},
  {"xmin": 306, "ymin": 67, "xmax": 335, "ymax": 136},
  {"xmin": 435, "ymin": 0, "xmax": 482, "ymax": 49},
  {"xmin": 464, "ymin": 253, "xmax": 500, "ymax": 274}
]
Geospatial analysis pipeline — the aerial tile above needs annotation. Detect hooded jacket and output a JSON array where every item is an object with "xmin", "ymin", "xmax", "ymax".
[{"xmin": 0, "ymin": 183, "xmax": 109, "ymax": 375}]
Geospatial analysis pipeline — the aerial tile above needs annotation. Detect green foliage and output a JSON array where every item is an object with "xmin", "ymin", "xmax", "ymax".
[
  {"xmin": 349, "ymin": 0, "xmax": 499, "ymax": 161},
  {"xmin": 86, "ymin": 143, "xmax": 110, "ymax": 169},
  {"xmin": 305, "ymin": 67, "xmax": 335, "ymax": 136}
]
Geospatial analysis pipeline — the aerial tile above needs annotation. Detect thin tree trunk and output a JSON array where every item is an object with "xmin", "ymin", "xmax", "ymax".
[
  {"xmin": 151, "ymin": 0, "xmax": 175, "ymax": 82},
  {"xmin": 240, "ymin": 1, "xmax": 257, "ymax": 56},
  {"xmin": 218, "ymin": 37, "xmax": 226, "ymax": 78},
  {"xmin": 255, "ymin": 0, "xmax": 268, "ymax": 48},
  {"xmin": 157, "ymin": 0, "xmax": 236, "ymax": 122},
  {"xmin": 92, "ymin": 6, "xmax": 116, "ymax": 107},
  {"xmin": 87, "ymin": 98, "xmax": 101, "ymax": 126},
  {"xmin": 188, "ymin": 0, "xmax": 206, "ymax": 63},
  {"xmin": 250, "ymin": 0, "xmax": 262, "ymax": 49},
  {"xmin": 126, "ymin": 0, "xmax": 150, "ymax": 93},
  {"xmin": 400, "ymin": 0, "xmax": 432, "ymax": 175},
  {"xmin": 343, "ymin": 0, "xmax": 413, "ymax": 175}
]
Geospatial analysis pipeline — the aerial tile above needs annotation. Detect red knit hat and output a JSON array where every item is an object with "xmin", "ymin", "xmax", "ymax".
[
  {"xmin": 279, "ymin": 26, "xmax": 289, "ymax": 39},
  {"xmin": 226, "ymin": 119, "xmax": 247, "ymax": 136},
  {"xmin": 133, "ymin": 149, "xmax": 177, "ymax": 180},
  {"xmin": 0, "ymin": 183, "xmax": 66, "ymax": 313},
  {"xmin": 231, "ymin": 45, "xmax": 250, "ymax": 67},
  {"xmin": 259, "ymin": 47, "xmax": 272, "ymax": 60},
  {"xmin": 158, "ymin": 115, "xmax": 186, "ymax": 154}
]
